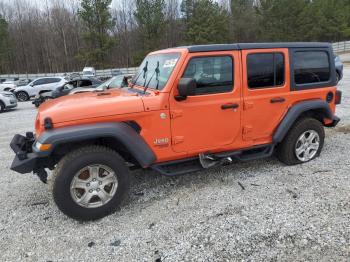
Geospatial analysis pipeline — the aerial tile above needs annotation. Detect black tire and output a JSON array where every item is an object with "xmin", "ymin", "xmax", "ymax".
[
  {"xmin": 336, "ymin": 72, "xmax": 340, "ymax": 84},
  {"xmin": 16, "ymin": 91, "xmax": 29, "ymax": 102},
  {"xmin": 277, "ymin": 117, "xmax": 325, "ymax": 165},
  {"xmin": 52, "ymin": 146, "xmax": 130, "ymax": 221},
  {"xmin": 0, "ymin": 101, "xmax": 4, "ymax": 113}
]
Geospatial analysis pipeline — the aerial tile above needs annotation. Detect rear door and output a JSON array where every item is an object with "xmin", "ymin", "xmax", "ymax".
[
  {"xmin": 242, "ymin": 48, "xmax": 290, "ymax": 144},
  {"xmin": 169, "ymin": 51, "xmax": 242, "ymax": 153}
]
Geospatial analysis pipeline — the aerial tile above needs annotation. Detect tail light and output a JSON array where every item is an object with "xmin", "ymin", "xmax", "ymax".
[{"xmin": 335, "ymin": 90, "xmax": 342, "ymax": 105}]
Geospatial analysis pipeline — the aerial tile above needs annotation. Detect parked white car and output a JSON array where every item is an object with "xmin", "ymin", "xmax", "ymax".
[
  {"xmin": 82, "ymin": 67, "xmax": 96, "ymax": 77},
  {"xmin": 14, "ymin": 77, "xmax": 67, "ymax": 101},
  {"xmin": 0, "ymin": 91, "xmax": 17, "ymax": 112},
  {"xmin": 0, "ymin": 81, "xmax": 17, "ymax": 92}
]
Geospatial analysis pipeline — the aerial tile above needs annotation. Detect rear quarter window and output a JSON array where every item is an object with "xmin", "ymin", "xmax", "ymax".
[{"xmin": 293, "ymin": 51, "xmax": 330, "ymax": 85}]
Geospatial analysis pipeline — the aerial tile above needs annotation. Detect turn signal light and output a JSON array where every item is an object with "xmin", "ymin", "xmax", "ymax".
[{"xmin": 35, "ymin": 142, "xmax": 52, "ymax": 151}]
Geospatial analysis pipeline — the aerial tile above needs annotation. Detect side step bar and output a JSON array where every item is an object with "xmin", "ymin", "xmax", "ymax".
[{"xmin": 151, "ymin": 144, "xmax": 274, "ymax": 176}]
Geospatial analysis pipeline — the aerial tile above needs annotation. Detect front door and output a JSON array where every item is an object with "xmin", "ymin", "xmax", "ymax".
[
  {"xmin": 241, "ymin": 48, "xmax": 290, "ymax": 144},
  {"xmin": 169, "ymin": 51, "xmax": 241, "ymax": 153}
]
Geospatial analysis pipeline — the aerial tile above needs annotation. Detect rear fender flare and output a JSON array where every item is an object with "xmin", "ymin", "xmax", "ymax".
[
  {"xmin": 273, "ymin": 100, "xmax": 333, "ymax": 144},
  {"xmin": 36, "ymin": 122, "xmax": 156, "ymax": 167}
]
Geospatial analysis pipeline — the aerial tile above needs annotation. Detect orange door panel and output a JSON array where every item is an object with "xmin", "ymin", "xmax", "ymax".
[
  {"xmin": 242, "ymin": 48, "xmax": 290, "ymax": 144},
  {"xmin": 169, "ymin": 51, "xmax": 242, "ymax": 154}
]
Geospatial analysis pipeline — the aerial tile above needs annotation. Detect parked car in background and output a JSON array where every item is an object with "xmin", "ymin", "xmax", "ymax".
[
  {"xmin": 16, "ymin": 79, "xmax": 32, "ymax": 86},
  {"xmin": 14, "ymin": 77, "xmax": 67, "ymax": 102},
  {"xmin": 70, "ymin": 74, "xmax": 133, "ymax": 95},
  {"xmin": 335, "ymin": 55, "xmax": 343, "ymax": 83},
  {"xmin": 111, "ymin": 69, "xmax": 123, "ymax": 76},
  {"xmin": 0, "ymin": 78, "xmax": 18, "ymax": 91},
  {"xmin": 0, "ymin": 91, "xmax": 17, "ymax": 112},
  {"xmin": 82, "ymin": 67, "xmax": 96, "ymax": 77},
  {"xmin": 32, "ymin": 77, "xmax": 102, "ymax": 107},
  {"xmin": 0, "ymin": 80, "xmax": 17, "ymax": 92},
  {"xmin": 0, "ymin": 78, "xmax": 32, "ymax": 90}
]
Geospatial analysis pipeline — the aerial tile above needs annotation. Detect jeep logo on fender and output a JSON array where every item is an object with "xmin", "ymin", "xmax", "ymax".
[{"xmin": 154, "ymin": 138, "xmax": 169, "ymax": 146}]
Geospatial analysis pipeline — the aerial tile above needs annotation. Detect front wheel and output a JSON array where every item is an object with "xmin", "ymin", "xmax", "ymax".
[
  {"xmin": 277, "ymin": 117, "xmax": 325, "ymax": 165},
  {"xmin": 52, "ymin": 146, "xmax": 130, "ymax": 221}
]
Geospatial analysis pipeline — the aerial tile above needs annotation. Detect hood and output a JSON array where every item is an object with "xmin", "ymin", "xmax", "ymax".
[
  {"xmin": 0, "ymin": 91, "xmax": 14, "ymax": 95},
  {"xmin": 38, "ymin": 88, "xmax": 145, "ymax": 125}
]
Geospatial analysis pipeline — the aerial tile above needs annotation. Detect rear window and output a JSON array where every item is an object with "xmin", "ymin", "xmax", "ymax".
[
  {"xmin": 294, "ymin": 51, "xmax": 330, "ymax": 85},
  {"xmin": 247, "ymin": 53, "xmax": 284, "ymax": 89}
]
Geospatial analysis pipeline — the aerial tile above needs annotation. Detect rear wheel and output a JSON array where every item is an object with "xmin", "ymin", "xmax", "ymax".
[
  {"xmin": 277, "ymin": 117, "xmax": 324, "ymax": 165},
  {"xmin": 16, "ymin": 91, "xmax": 29, "ymax": 102},
  {"xmin": 52, "ymin": 146, "xmax": 130, "ymax": 221}
]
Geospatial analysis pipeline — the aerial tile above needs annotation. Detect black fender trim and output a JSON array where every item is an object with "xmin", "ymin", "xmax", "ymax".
[
  {"xmin": 37, "ymin": 122, "xmax": 156, "ymax": 167},
  {"xmin": 273, "ymin": 99, "xmax": 336, "ymax": 144}
]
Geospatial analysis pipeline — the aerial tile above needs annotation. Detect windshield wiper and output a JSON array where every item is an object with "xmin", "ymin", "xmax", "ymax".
[
  {"xmin": 143, "ymin": 61, "xmax": 160, "ymax": 94},
  {"xmin": 130, "ymin": 61, "xmax": 148, "ymax": 88}
]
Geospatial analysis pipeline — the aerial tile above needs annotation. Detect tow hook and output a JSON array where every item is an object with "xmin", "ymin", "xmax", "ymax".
[{"xmin": 34, "ymin": 168, "xmax": 48, "ymax": 184}]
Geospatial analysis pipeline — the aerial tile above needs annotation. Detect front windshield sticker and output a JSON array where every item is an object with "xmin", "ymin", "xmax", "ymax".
[{"xmin": 163, "ymin": 58, "xmax": 178, "ymax": 68}]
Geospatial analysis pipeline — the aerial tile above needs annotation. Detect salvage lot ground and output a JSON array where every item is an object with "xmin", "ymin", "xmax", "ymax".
[{"xmin": 0, "ymin": 68, "xmax": 349, "ymax": 262}]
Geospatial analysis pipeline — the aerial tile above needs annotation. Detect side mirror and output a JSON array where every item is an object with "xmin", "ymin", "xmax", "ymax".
[
  {"xmin": 175, "ymin": 78, "xmax": 196, "ymax": 101},
  {"xmin": 30, "ymin": 83, "xmax": 34, "ymax": 87}
]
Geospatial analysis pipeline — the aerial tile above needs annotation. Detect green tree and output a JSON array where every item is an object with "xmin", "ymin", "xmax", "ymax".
[
  {"xmin": 0, "ymin": 16, "xmax": 10, "ymax": 73},
  {"xmin": 78, "ymin": 0, "xmax": 115, "ymax": 67},
  {"xmin": 185, "ymin": 0, "xmax": 231, "ymax": 44},
  {"xmin": 230, "ymin": 0, "xmax": 258, "ymax": 42},
  {"xmin": 181, "ymin": 0, "xmax": 195, "ymax": 21},
  {"xmin": 134, "ymin": 0, "xmax": 166, "ymax": 58},
  {"xmin": 305, "ymin": 0, "xmax": 349, "ymax": 41},
  {"xmin": 256, "ymin": 0, "xmax": 310, "ymax": 41}
]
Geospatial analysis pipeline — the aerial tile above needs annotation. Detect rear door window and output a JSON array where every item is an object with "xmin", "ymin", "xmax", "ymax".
[
  {"xmin": 247, "ymin": 53, "xmax": 285, "ymax": 89},
  {"xmin": 293, "ymin": 51, "xmax": 330, "ymax": 85}
]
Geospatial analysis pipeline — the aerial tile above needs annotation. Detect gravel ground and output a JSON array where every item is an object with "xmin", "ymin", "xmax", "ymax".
[{"xmin": 0, "ymin": 68, "xmax": 349, "ymax": 262}]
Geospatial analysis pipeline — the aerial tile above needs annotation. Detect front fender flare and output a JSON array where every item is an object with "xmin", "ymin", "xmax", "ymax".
[
  {"xmin": 36, "ymin": 122, "xmax": 156, "ymax": 167},
  {"xmin": 273, "ymin": 99, "xmax": 334, "ymax": 144}
]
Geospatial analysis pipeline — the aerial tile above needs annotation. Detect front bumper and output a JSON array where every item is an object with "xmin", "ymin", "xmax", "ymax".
[
  {"xmin": 6, "ymin": 103, "xmax": 17, "ymax": 109},
  {"xmin": 11, "ymin": 152, "xmax": 37, "ymax": 174},
  {"xmin": 325, "ymin": 115, "xmax": 340, "ymax": 127},
  {"xmin": 10, "ymin": 133, "xmax": 37, "ymax": 174},
  {"xmin": 10, "ymin": 133, "xmax": 49, "ymax": 183}
]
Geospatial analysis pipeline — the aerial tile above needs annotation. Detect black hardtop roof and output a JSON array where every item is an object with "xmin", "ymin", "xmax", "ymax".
[{"xmin": 182, "ymin": 42, "xmax": 331, "ymax": 53}]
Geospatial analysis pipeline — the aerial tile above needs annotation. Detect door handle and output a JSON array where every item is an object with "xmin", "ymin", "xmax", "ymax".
[
  {"xmin": 221, "ymin": 103, "xmax": 239, "ymax": 110},
  {"xmin": 270, "ymin": 97, "xmax": 285, "ymax": 103}
]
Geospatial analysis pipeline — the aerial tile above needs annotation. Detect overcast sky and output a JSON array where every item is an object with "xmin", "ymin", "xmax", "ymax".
[{"xmin": 1, "ymin": 0, "xmax": 123, "ymax": 9}]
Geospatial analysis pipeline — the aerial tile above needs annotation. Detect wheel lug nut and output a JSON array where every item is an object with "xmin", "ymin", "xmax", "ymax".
[
  {"xmin": 97, "ymin": 188, "xmax": 100, "ymax": 191},
  {"xmin": 99, "ymin": 182, "xmax": 102, "ymax": 185},
  {"xmin": 89, "ymin": 189, "xmax": 93, "ymax": 193},
  {"xmin": 93, "ymin": 178, "xmax": 96, "ymax": 181},
  {"xmin": 87, "ymin": 183, "xmax": 90, "ymax": 187}
]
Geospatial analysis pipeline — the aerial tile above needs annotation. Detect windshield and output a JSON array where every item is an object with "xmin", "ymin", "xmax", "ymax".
[
  {"xmin": 132, "ymin": 52, "xmax": 180, "ymax": 90},
  {"xmin": 83, "ymin": 71, "xmax": 94, "ymax": 75}
]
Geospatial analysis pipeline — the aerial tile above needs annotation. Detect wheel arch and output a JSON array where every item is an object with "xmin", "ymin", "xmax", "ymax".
[
  {"xmin": 37, "ymin": 122, "xmax": 156, "ymax": 168},
  {"xmin": 273, "ymin": 99, "xmax": 334, "ymax": 144}
]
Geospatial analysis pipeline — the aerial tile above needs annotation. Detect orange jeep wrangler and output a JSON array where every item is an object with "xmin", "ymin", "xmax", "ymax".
[{"xmin": 10, "ymin": 43, "xmax": 342, "ymax": 220}]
